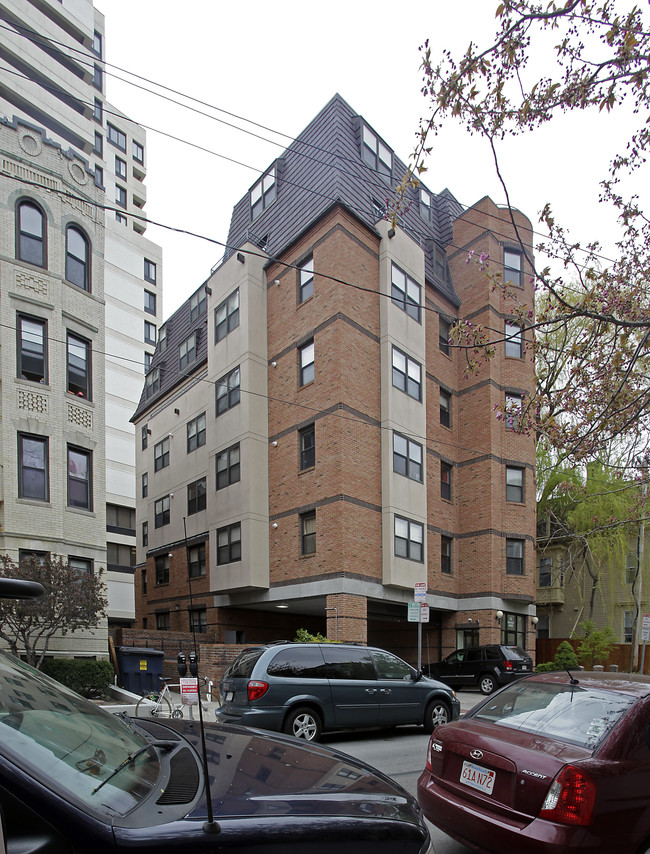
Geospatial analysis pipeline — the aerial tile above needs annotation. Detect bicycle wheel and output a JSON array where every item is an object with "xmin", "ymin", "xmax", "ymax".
[{"xmin": 134, "ymin": 692, "xmax": 172, "ymax": 718}]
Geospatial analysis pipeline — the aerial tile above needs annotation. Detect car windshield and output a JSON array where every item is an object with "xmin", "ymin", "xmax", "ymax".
[
  {"xmin": 472, "ymin": 679, "xmax": 635, "ymax": 750},
  {"xmin": 0, "ymin": 650, "xmax": 160, "ymax": 816}
]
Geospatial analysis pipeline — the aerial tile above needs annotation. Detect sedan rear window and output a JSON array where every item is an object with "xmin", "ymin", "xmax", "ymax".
[{"xmin": 473, "ymin": 681, "xmax": 634, "ymax": 750}]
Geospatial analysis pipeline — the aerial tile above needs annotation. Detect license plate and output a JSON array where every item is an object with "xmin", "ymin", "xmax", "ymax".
[
  {"xmin": 521, "ymin": 665, "xmax": 529, "ymax": 671},
  {"xmin": 460, "ymin": 760, "xmax": 496, "ymax": 794},
  {"xmin": 225, "ymin": 691, "xmax": 234, "ymax": 702}
]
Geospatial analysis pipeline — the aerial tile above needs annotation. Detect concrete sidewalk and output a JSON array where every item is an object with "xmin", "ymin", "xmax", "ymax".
[{"xmin": 101, "ymin": 685, "xmax": 222, "ymax": 721}]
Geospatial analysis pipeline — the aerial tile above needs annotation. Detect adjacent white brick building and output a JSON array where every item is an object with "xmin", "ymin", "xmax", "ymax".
[{"xmin": 0, "ymin": 0, "xmax": 163, "ymax": 653}]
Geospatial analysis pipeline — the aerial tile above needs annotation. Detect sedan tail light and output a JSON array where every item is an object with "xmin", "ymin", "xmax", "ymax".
[
  {"xmin": 539, "ymin": 765, "xmax": 596, "ymax": 826},
  {"xmin": 247, "ymin": 680, "xmax": 269, "ymax": 701}
]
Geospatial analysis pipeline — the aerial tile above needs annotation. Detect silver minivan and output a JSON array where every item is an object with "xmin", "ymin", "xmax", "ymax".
[{"xmin": 217, "ymin": 642, "xmax": 460, "ymax": 741}]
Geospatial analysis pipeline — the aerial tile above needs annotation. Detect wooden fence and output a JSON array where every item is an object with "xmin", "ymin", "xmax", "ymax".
[{"xmin": 536, "ymin": 638, "xmax": 650, "ymax": 674}]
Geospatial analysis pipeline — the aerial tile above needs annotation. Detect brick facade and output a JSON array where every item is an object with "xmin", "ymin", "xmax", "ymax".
[{"xmin": 133, "ymin": 97, "xmax": 537, "ymax": 666}]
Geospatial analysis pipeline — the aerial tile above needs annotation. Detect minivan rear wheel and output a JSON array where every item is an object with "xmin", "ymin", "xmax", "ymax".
[
  {"xmin": 283, "ymin": 707, "xmax": 322, "ymax": 742},
  {"xmin": 424, "ymin": 699, "xmax": 451, "ymax": 733}
]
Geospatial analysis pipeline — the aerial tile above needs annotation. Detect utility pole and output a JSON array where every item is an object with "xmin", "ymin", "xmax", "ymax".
[{"xmin": 632, "ymin": 473, "xmax": 648, "ymax": 671}]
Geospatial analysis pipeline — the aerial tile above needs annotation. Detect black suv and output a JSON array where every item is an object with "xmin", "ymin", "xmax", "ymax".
[
  {"xmin": 423, "ymin": 644, "xmax": 533, "ymax": 694},
  {"xmin": 216, "ymin": 642, "xmax": 460, "ymax": 741}
]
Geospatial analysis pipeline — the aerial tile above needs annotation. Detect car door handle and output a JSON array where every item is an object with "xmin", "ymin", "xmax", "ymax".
[
  {"xmin": 379, "ymin": 688, "xmax": 392, "ymax": 695},
  {"xmin": 365, "ymin": 688, "xmax": 377, "ymax": 694}
]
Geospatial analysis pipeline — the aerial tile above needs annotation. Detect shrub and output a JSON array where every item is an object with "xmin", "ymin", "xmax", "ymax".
[
  {"xmin": 576, "ymin": 619, "xmax": 615, "ymax": 669},
  {"xmin": 554, "ymin": 640, "xmax": 579, "ymax": 670},
  {"xmin": 293, "ymin": 628, "xmax": 331, "ymax": 643},
  {"xmin": 535, "ymin": 642, "xmax": 580, "ymax": 673},
  {"xmin": 40, "ymin": 658, "xmax": 114, "ymax": 698}
]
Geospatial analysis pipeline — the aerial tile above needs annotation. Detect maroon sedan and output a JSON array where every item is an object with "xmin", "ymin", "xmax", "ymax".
[{"xmin": 418, "ymin": 671, "xmax": 650, "ymax": 853}]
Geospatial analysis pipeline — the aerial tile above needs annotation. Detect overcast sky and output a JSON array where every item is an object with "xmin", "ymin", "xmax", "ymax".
[{"xmin": 101, "ymin": 0, "xmax": 646, "ymax": 319}]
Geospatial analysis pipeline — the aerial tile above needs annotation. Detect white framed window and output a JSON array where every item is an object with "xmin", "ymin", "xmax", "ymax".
[
  {"xmin": 391, "ymin": 263, "xmax": 421, "ymax": 322},
  {"xmin": 299, "ymin": 340, "xmax": 314, "ymax": 386},
  {"xmin": 144, "ymin": 258, "xmax": 156, "ymax": 283},
  {"xmin": 145, "ymin": 368, "xmax": 159, "ymax": 399},
  {"xmin": 505, "ymin": 392, "xmax": 523, "ymax": 429},
  {"xmin": 392, "ymin": 347, "xmax": 421, "ymax": 401},
  {"xmin": 506, "ymin": 539, "xmax": 524, "ymax": 575},
  {"xmin": 107, "ymin": 123, "xmax": 126, "ymax": 152},
  {"xmin": 190, "ymin": 287, "xmax": 207, "ymax": 322},
  {"xmin": 506, "ymin": 466, "xmax": 524, "ymax": 502},
  {"xmin": 187, "ymin": 413, "xmax": 206, "ymax": 453},
  {"xmin": 393, "ymin": 432, "xmax": 422, "ymax": 482},
  {"xmin": 179, "ymin": 332, "xmax": 197, "ymax": 371},
  {"xmin": 251, "ymin": 165, "xmax": 276, "ymax": 220},
  {"xmin": 216, "ymin": 366, "xmax": 240, "ymax": 416},
  {"xmin": 361, "ymin": 125, "xmax": 392, "ymax": 177},
  {"xmin": 154, "ymin": 437, "xmax": 170, "ymax": 472},
  {"xmin": 504, "ymin": 249, "xmax": 522, "ymax": 287},
  {"xmin": 505, "ymin": 321, "xmax": 523, "ymax": 358},
  {"xmin": 215, "ymin": 289, "xmax": 239, "ymax": 342},
  {"xmin": 394, "ymin": 516, "xmax": 423, "ymax": 562},
  {"xmin": 298, "ymin": 256, "xmax": 314, "ymax": 303}
]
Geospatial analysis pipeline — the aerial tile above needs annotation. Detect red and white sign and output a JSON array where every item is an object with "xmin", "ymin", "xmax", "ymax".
[
  {"xmin": 414, "ymin": 582, "xmax": 427, "ymax": 601},
  {"xmin": 180, "ymin": 677, "xmax": 199, "ymax": 706}
]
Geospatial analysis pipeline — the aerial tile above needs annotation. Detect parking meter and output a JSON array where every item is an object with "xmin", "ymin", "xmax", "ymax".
[
  {"xmin": 177, "ymin": 651, "xmax": 187, "ymax": 677},
  {"xmin": 188, "ymin": 651, "xmax": 198, "ymax": 677}
]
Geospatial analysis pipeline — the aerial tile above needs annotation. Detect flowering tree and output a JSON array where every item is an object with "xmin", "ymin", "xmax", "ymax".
[
  {"xmin": 403, "ymin": 0, "xmax": 650, "ymax": 478},
  {"xmin": 0, "ymin": 554, "xmax": 107, "ymax": 668}
]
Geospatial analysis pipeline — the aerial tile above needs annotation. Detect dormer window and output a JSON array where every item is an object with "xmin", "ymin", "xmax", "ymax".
[
  {"xmin": 179, "ymin": 332, "xmax": 197, "ymax": 371},
  {"xmin": 361, "ymin": 125, "xmax": 392, "ymax": 177},
  {"xmin": 190, "ymin": 287, "xmax": 207, "ymax": 322},
  {"xmin": 420, "ymin": 188, "xmax": 432, "ymax": 220},
  {"xmin": 251, "ymin": 165, "xmax": 276, "ymax": 220}
]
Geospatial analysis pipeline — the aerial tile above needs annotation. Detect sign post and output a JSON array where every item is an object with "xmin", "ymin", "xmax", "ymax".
[{"xmin": 410, "ymin": 585, "xmax": 429, "ymax": 672}]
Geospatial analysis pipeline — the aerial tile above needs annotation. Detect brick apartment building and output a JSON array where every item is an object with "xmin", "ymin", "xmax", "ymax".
[{"xmin": 132, "ymin": 94, "xmax": 536, "ymax": 664}]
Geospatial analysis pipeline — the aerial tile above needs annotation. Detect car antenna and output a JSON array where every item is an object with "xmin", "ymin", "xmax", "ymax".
[
  {"xmin": 184, "ymin": 517, "xmax": 221, "ymax": 836},
  {"xmin": 566, "ymin": 667, "xmax": 579, "ymax": 686}
]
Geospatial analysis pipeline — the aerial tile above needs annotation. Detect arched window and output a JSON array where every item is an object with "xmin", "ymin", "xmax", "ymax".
[
  {"xmin": 16, "ymin": 200, "xmax": 46, "ymax": 267},
  {"xmin": 65, "ymin": 226, "xmax": 90, "ymax": 291}
]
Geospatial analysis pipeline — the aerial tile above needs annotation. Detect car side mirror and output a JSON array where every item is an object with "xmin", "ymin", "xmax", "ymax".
[{"xmin": 413, "ymin": 669, "xmax": 423, "ymax": 683}]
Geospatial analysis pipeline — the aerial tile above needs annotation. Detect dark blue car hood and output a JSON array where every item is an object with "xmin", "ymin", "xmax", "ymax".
[{"xmin": 138, "ymin": 717, "xmax": 417, "ymax": 823}]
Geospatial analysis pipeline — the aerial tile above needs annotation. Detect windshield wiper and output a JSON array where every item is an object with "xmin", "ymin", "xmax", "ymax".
[{"xmin": 92, "ymin": 740, "xmax": 176, "ymax": 795}]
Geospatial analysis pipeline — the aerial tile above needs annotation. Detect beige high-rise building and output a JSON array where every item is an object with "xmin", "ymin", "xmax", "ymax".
[{"xmin": 0, "ymin": 0, "xmax": 163, "ymax": 654}]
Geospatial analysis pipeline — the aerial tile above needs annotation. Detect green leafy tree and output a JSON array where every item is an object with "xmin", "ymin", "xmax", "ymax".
[
  {"xmin": 576, "ymin": 618, "xmax": 616, "ymax": 669},
  {"xmin": 403, "ymin": 0, "xmax": 650, "ymax": 475},
  {"xmin": 538, "ymin": 461, "xmax": 637, "ymax": 621},
  {"xmin": 0, "ymin": 554, "xmax": 107, "ymax": 668}
]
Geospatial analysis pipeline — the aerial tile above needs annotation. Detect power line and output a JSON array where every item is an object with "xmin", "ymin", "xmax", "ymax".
[{"xmin": 0, "ymin": 20, "xmax": 622, "ymax": 270}]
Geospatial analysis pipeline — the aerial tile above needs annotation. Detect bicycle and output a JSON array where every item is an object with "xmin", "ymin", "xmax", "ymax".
[
  {"xmin": 134, "ymin": 677, "xmax": 183, "ymax": 719},
  {"xmin": 134, "ymin": 676, "xmax": 210, "ymax": 719}
]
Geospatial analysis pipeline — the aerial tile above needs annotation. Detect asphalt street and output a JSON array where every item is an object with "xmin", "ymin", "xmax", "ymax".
[{"xmin": 325, "ymin": 691, "xmax": 484, "ymax": 854}]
